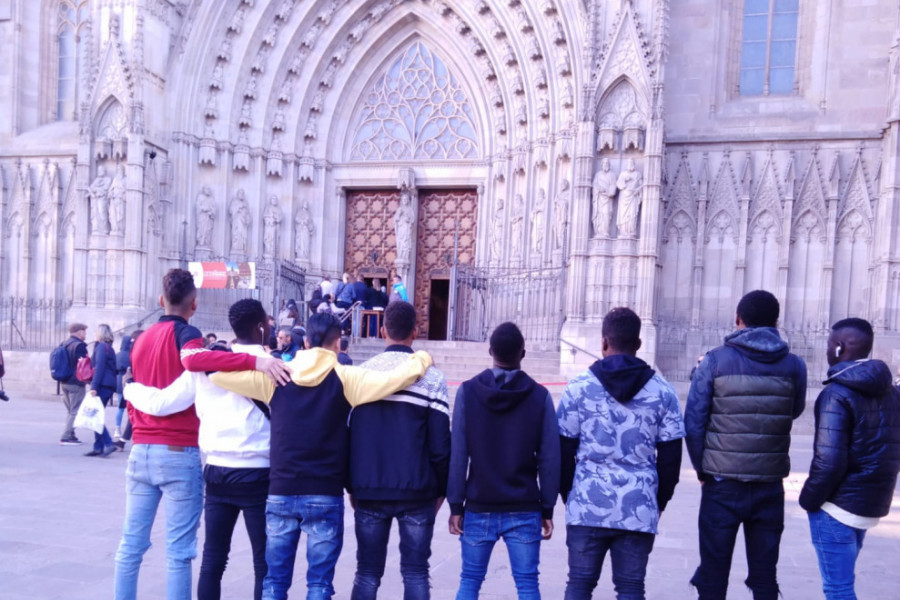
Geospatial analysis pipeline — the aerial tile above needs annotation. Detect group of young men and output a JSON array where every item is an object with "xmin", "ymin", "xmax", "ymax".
[{"xmin": 106, "ymin": 268, "xmax": 900, "ymax": 600}]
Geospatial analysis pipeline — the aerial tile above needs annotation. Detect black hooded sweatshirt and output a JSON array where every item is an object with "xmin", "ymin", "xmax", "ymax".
[
  {"xmin": 559, "ymin": 354, "xmax": 683, "ymax": 512},
  {"xmin": 447, "ymin": 368, "xmax": 560, "ymax": 518}
]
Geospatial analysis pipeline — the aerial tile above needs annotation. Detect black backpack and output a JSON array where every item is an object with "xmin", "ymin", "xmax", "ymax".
[{"xmin": 49, "ymin": 340, "xmax": 76, "ymax": 382}]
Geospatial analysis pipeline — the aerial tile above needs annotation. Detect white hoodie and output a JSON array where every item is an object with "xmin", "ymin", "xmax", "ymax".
[{"xmin": 125, "ymin": 343, "xmax": 271, "ymax": 469}]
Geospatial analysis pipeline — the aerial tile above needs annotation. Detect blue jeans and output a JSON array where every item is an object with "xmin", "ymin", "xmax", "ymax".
[
  {"xmin": 114, "ymin": 444, "xmax": 204, "ymax": 600},
  {"xmin": 93, "ymin": 389, "xmax": 114, "ymax": 452},
  {"xmin": 808, "ymin": 510, "xmax": 866, "ymax": 600},
  {"xmin": 563, "ymin": 525, "xmax": 655, "ymax": 600},
  {"xmin": 690, "ymin": 479, "xmax": 784, "ymax": 600},
  {"xmin": 351, "ymin": 499, "xmax": 435, "ymax": 600},
  {"xmin": 197, "ymin": 471, "xmax": 268, "ymax": 600},
  {"xmin": 456, "ymin": 511, "xmax": 542, "ymax": 600},
  {"xmin": 263, "ymin": 494, "xmax": 344, "ymax": 600}
]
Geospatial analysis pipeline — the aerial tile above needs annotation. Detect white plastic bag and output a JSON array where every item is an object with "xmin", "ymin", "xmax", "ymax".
[{"xmin": 74, "ymin": 393, "xmax": 105, "ymax": 434}]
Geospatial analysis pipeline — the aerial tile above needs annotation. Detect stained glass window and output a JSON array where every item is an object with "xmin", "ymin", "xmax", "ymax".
[{"xmin": 350, "ymin": 41, "xmax": 479, "ymax": 161}]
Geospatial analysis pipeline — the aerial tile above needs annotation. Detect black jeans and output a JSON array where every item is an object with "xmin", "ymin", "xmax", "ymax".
[
  {"xmin": 564, "ymin": 525, "xmax": 655, "ymax": 600},
  {"xmin": 690, "ymin": 479, "xmax": 784, "ymax": 600},
  {"xmin": 197, "ymin": 466, "xmax": 269, "ymax": 600},
  {"xmin": 351, "ymin": 499, "xmax": 436, "ymax": 600}
]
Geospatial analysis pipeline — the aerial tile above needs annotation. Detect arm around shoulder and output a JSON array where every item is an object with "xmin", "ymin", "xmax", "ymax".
[
  {"xmin": 337, "ymin": 350, "xmax": 433, "ymax": 407},
  {"xmin": 209, "ymin": 370, "xmax": 276, "ymax": 404}
]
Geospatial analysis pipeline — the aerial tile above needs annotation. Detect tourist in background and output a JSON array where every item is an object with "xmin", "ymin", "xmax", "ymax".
[
  {"xmin": 85, "ymin": 323, "xmax": 118, "ymax": 458},
  {"xmin": 57, "ymin": 323, "xmax": 88, "ymax": 445}
]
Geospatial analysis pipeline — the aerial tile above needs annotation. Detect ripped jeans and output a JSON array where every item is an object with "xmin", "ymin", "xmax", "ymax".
[{"xmin": 262, "ymin": 495, "xmax": 344, "ymax": 600}]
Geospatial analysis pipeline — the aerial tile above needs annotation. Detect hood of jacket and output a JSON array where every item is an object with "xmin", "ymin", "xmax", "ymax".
[
  {"xmin": 589, "ymin": 354, "xmax": 655, "ymax": 403},
  {"xmin": 824, "ymin": 359, "xmax": 893, "ymax": 397},
  {"xmin": 286, "ymin": 347, "xmax": 338, "ymax": 387},
  {"xmin": 724, "ymin": 327, "xmax": 789, "ymax": 364},
  {"xmin": 470, "ymin": 368, "xmax": 540, "ymax": 413}
]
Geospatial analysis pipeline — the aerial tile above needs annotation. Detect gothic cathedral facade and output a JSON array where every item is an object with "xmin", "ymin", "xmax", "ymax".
[{"xmin": 1, "ymin": 0, "xmax": 899, "ymax": 379}]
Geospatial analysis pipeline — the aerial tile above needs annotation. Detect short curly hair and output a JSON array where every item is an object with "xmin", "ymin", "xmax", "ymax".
[{"xmin": 162, "ymin": 269, "xmax": 197, "ymax": 308}]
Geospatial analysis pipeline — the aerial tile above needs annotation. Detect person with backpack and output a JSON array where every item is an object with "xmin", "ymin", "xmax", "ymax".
[
  {"xmin": 52, "ymin": 323, "xmax": 89, "ymax": 445},
  {"xmin": 85, "ymin": 324, "xmax": 118, "ymax": 457}
]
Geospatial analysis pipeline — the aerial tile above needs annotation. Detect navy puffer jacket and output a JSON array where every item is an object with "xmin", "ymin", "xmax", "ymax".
[{"xmin": 799, "ymin": 359, "xmax": 900, "ymax": 518}]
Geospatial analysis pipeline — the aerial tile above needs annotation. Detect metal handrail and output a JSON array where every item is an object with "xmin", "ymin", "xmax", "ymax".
[
  {"xmin": 338, "ymin": 301, "xmax": 363, "ymax": 324},
  {"xmin": 112, "ymin": 307, "xmax": 164, "ymax": 337},
  {"xmin": 560, "ymin": 337, "xmax": 602, "ymax": 361}
]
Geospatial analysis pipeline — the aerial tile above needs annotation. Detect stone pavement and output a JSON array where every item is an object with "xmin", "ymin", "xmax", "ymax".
[{"xmin": 1, "ymin": 382, "xmax": 899, "ymax": 600}]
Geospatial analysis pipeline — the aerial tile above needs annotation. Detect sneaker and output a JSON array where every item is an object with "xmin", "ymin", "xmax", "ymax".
[
  {"xmin": 100, "ymin": 444, "xmax": 118, "ymax": 457},
  {"xmin": 84, "ymin": 449, "xmax": 102, "ymax": 457},
  {"xmin": 113, "ymin": 427, "xmax": 121, "ymax": 440},
  {"xmin": 60, "ymin": 437, "xmax": 83, "ymax": 446},
  {"xmin": 113, "ymin": 440, "xmax": 126, "ymax": 451}
]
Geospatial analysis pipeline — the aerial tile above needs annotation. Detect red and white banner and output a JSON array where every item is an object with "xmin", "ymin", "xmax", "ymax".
[{"xmin": 188, "ymin": 261, "xmax": 256, "ymax": 289}]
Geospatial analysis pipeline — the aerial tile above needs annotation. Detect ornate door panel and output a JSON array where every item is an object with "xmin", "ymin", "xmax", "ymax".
[
  {"xmin": 343, "ymin": 190, "xmax": 401, "ymax": 281},
  {"xmin": 414, "ymin": 189, "xmax": 478, "ymax": 339}
]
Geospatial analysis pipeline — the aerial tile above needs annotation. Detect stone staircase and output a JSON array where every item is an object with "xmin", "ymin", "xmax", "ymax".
[{"xmin": 345, "ymin": 339, "xmax": 565, "ymax": 387}]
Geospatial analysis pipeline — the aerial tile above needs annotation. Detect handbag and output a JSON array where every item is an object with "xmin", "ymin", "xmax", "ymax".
[
  {"xmin": 76, "ymin": 356, "xmax": 94, "ymax": 383},
  {"xmin": 74, "ymin": 393, "xmax": 105, "ymax": 434}
]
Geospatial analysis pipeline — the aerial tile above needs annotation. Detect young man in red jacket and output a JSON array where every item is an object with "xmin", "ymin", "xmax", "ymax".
[{"xmin": 113, "ymin": 269, "xmax": 290, "ymax": 600}]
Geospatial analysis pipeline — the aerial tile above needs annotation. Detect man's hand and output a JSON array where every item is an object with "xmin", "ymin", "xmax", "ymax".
[
  {"xmin": 448, "ymin": 514, "xmax": 463, "ymax": 535},
  {"xmin": 434, "ymin": 496, "xmax": 445, "ymax": 515},
  {"xmin": 541, "ymin": 518, "xmax": 554, "ymax": 540},
  {"xmin": 255, "ymin": 356, "xmax": 292, "ymax": 386}
]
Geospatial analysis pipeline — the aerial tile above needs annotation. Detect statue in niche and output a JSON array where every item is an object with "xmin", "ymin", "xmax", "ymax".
[
  {"xmin": 262, "ymin": 195, "xmax": 283, "ymax": 258},
  {"xmin": 195, "ymin": 186, "xmax": 216, "ymax": 247},
  {"xmin": 273, "ymin": 108, "xmax": 286, "ymax": 131},
  {"xmin": 554, "ymin": 179, "xmax": 570, "ymax": 249},
  {"xmin": 616, "ymin": 159, "xmax": 644, "ymax": 238},
  {"xmin": 510, "ymin": 194, "xmax": 525, "ymax": 255},
  {"xmin": 294, "ymin": 200, "xmax": 314, "ymax": 259},
  {"xmin": 311, "ymin": 90, "xmax": 325, "ymax": 112},
  {"xmin": 301, "ymin": 22, "xmax": 321, "ymax": 48},
  {"xmin": 591, "ymin": 158, "xmax": 617, "ymax": 238},
  {"xmin": 251, "ymin": 48, "xmax": 268, "ymax": 73},
  {"xmin": 228, "ymin": 7, "xmax": 245, "ymax": 33},
  {"xmin": 394, "ymin": 188, "xmax": 415, "ymax": 265},
  {"xmin": 108, "ymin": 164, "xmax": 127, "ymax": 236},
  {"xmin": 531, "ymin": 190, "xmax": 546, "ymax": 253},
  {"xmin": 88, "ymin": 166, "xmax": 113, "ymax": 235},
  {"xmin": 217, "ymin": 37, "xmax": 232, "ymax": 62},
  {"xmin": 490, "ymin": 198, "xmax": 505, "ymax": 261},
  {"xmin": 229, "ymin": 189, "xmax": 252, "ymax": 256}
]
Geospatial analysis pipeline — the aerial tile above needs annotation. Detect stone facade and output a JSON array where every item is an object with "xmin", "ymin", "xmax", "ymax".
[{"xmin": 1, "ymin": 0, "xmax": 898, "ymax": 379}]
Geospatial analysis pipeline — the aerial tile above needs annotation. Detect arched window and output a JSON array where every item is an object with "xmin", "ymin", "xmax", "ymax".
[{"xmin": 56, "ymin": 0, "xmax": 89, "ymax": 121}]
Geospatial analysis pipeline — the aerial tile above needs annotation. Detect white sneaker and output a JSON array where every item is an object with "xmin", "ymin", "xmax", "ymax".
[{"xmin": 113, "ymin": 427, "xmax": 121, "ymax": 440}]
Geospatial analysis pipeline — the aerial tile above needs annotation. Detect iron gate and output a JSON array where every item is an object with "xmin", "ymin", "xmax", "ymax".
[{"xmin": 452, "ymin": 264, "xmax": 566, "ymax": 350}]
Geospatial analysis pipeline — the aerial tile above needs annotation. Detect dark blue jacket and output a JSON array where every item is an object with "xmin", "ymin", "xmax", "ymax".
[
  {"xmin": 91, "ymin": 341, "xmax": 117, "ymax": 396},
  {"xmin": 116, "ymin": 336, "xmax": 133, "ymax": 396},
  {"xmin": 799, "ymin": 360, "xmax": 900, "ymax": 518},
  {"xmin": 448, "ymin": 368, "xmax": 560, "ymax": 518},
  {"xmin": 348, "ymin": 345, "xmax": 450, "ymax": 502},
  {"xmin": 63, "ymin": 335, "xmax": 88, "ymax": 386},
  {"xmin": 685, "ymin": 327, "xmax": 807, "ymax": 482}
]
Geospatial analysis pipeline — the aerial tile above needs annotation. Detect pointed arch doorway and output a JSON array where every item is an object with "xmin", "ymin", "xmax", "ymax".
[{"xmin": 343, "ymin": 188, "xmax": 478, "ymax": 340}]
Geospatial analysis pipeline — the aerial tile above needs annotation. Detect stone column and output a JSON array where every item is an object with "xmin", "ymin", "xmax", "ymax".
[
  {"xmin": 820, "ymin": 156, "xmax": 841, "ymax": 328},
  {"xmin": 777, "ymin": 156, "xmax": 795, "ymax": 304},
  {"xmin": 691, "ymin": 156, "xmax": 710, "ymax": 328},
  {"xmin": 563, "ymin": 120, "xmax": 595, "ymax": 321}
]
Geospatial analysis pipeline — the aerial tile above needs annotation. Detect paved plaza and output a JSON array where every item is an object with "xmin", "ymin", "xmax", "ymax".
[{"xmin": 1, "ymin": 381, "xmax": 899, "ymax": 600}]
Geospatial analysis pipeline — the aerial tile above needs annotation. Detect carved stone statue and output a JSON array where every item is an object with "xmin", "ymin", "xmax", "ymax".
[
  {"xmin": 229, "ymin": 189, "xmax": 252, "ymax": 256},
  {"xmin": 88, "ymin": 166, "xmax": 113, "ymax": 235},
  {"xmin": 262, "ymin": 195, "xmax": 283, "ymax": 258},
  {"xmin": 531, "ymin": 190, "xmax": 546, "ymax": 253},
  {"xmin": 616, "ymin": 159, "xmax": 644, "ymax": 238},
  {"xmin": 294, "ymin": 200, "xmax": 314, "ymax": 260},
  {"xmin": 510, "ymin": 194, "xmax": 525, "ymax": 255},
  {"xmin": 592, "ymin": 158, "xmax": 617, "ymax": 238},
  {"xmin": 490, "ymin": 198, "xmax": 505, "ymax": 261},
  {"xmin": 394, "ymin": 188, "xmax": 415, "ymax": 265},
  {"xmin": 108, "ymin": 164, "xmax": 127, "ymax": 236},
  {"xmin": 195, "ymin": 186, "xmax": 215, "ymax": 247},
  {"xmin": 554, "ymin": 179, "xmax": 570, "ymax": 249}
]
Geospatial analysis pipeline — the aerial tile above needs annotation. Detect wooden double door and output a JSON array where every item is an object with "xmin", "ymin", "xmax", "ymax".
[{"xmin": 343, "ymin": 188, "xmax": 478, "ymax": 340}]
